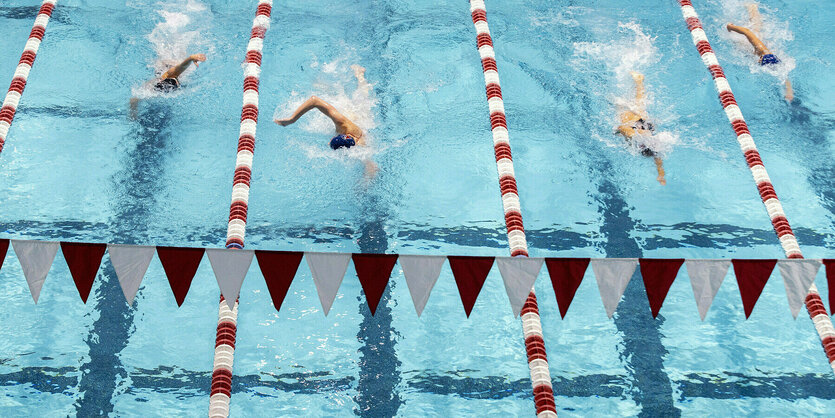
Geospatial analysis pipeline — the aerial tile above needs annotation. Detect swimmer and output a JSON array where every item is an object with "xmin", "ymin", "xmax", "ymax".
[
  {"xmin": 130, "ymin": 53, "xmax": 207, "ymax": 118},
  {"xmin": 274, "ymin": 66, "xmax": 367, "ymax": 150},
  {"xmin": 726, "ymin": 4, "xmax": 793, "ymax": 101},
  {"xmin": 616, "ymin": 72, "xmax": 666, "ymax": 186}
]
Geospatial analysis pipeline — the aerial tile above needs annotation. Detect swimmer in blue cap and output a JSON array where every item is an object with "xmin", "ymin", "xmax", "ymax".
[
  {"xmin": 727, "ymin": 4, "xmax": 793, "ymax": 101},
  {"xmin": 274, "ymin": 95, "xmax": 365, "ymax": 150},
  {"xmin": 275, "ymin": 66, "xmax": 367, "ymax": 150},
  {"xmin": 616, "ymin": 72, "xmax": 666, "ymax": 185}
]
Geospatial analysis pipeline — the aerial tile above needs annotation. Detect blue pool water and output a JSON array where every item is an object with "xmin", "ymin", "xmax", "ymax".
[{"xmin": 1, "ymin": 0, "xmax": 834, "ymax": 416}]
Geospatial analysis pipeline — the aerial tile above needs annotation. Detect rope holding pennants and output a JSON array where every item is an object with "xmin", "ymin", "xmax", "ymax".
[{"xmin": 1, "ymin": 239, "xmax": 834, "ymax": 321}]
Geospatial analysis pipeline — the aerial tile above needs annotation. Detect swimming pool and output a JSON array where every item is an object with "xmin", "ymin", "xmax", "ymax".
[{"xmin": 1, "ymin": 0, "xmax": 834, "ymax": 415}]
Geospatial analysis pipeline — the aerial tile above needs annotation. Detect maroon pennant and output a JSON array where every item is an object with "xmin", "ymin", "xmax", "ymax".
[
  {"xmin": 255, "ymin": 251, "xmax": 303, "ymax": 312},
  {"xmin": 448, "ymin": 256, "xmax": 495, "ymax": 317},
  {"xmin": 0, "ymin": 239, "xmax": 8, "ymax": 272},
  {"xmin": 732, "ymin": 259, "xmax": 777, "ymax": 318},
  {"xmin": 60, "ymin": 242, "xmax": 107, "ymax": 303},
  {"xmin": 824, "ymin": 260, "xmax": 835, "ymax": 315},
  {"xmin": 639, "ymin": 258, "xmax": 684, "ymax": 318},
  {"xmin": 157, "ymin": 246, "xmax": 205, "ymax": 306},
  {"xmin": 545, "ymin": 258, "xmax": 590, "ymax": 318},
  {"xmin": 353, "ymin": 254, "xmax": 399, "ymax": 315}
]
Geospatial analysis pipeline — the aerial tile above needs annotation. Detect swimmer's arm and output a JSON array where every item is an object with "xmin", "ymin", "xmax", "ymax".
[
  {"xmin": 161, "ymin": 53, "xmax": 206, "ymax": 80},
  {"xmin": 655, "ymin": 157, "xmax": 666, "ymax": 185},
  {"xmin": 746, "ymin": 3, "xmax": 763, "ymax": 34},
  {"xmin": 726, "ymin": 24, "xmax": 770, "ymax": 56},
  {"xmin": 785, "ymin": 79, "xmax": 794, "ymax": 102},
  {"xmin": 616, "ymin": 125, "xmax": 634, "ymax": 137},
  {"xmin": 275, "ymin": 96, "xmax": 351, "ymax": 130}
]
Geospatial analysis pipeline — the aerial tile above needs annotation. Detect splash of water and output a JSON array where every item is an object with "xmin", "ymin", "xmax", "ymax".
[
  {"xmin": 573, "ymin": 22, "xmax": 679, "ymax": 157},
  {"xmin": 132, "ymin": 0, "xmax": 212, "ymax": 99}
]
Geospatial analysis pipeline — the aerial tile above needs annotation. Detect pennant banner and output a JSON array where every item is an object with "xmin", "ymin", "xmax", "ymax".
[
  {"xmin": 640, "ymin": 259, "xmax": 684, "ymax": 318},
  {"xmin": 353, "ymin": 254, "xmax": 398, "ymax": 315},
  {"xmin": 685, "ymin": 259, "xmax": 731, "ymax": 320},
  {"xmin": 305, "ymin": 252, "xmax": 351, "ymax": 316},
  {"xmin": 0, "ymin": 239, "xmax": 8, "ymax": 272},
  {"xmin": 255, "ymin": 251, "xmax": 303, "ymax": 312},
  {"xmin": 207, "ymin": 249, "xmax": 254, "ymax": 309},
  {"xmin": 399, "ymin": 255, "xmax": 446, "ymax": 316},
  {"xmin": 824, "ymin": 260, "xmax": 835, "ymax": 315},
  {"xmin": 777, "ymin": 259, "xmax": 821, "ymax": 319},
  {"xmin": 108, "ymin": 244, "xmax": 155, "ymax": 305},
  {"xmin": 591, "ymin": 258, "xmax": 638, "ymax": 318},
  {"xmin": 12, "ymin": 240, "xmax": 60, "ymax": 303},
  {"xmin": 61, "ymin": 242, "xmax": 107, "ymax": 304},
  {"xmin": 497, "ymin": 257, "xmax": 543, "ymax": 317},
  {"xmin": 732, "ymin": 259, "xmax": 777, "ymax": 319},
  {"xmin": 545, "ymin": 258, "xmax": 590, "ymax": 318},
  {"xmin": 157, "ymin": 246, "xmax": 205, "ymax": 306},
  {"xmin": 448, "ymin": 256, "xmax": 494, "ymax": 317},
  {"xmin": 0, "ymin": 237, "xmax": 831, "ymax": 320}
]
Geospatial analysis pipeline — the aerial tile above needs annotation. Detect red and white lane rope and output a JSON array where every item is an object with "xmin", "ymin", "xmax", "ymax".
[
  {"xmin": 468, "ymin": 1, "xmax": 557, "ymax": 416},
  {"xmin": 676, "ymin": 0, "xmax": 835, "ymax": 375},
  {"xmin": 209, "ymin": 1, "xmax": 272, "ymax": 417},
  {"xmin": 0, "ymin": 0, "xmax": 56, "ymax": 154}
]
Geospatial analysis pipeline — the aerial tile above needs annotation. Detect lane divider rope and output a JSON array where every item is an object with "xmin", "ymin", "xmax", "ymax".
[
  {"xmin": 676, "ymin": 0, "xmax": 835, "ymax": 375},
  {"xmin": 0, "ymin": 0, "xmax": 57, "ymax": 154},
  {"xmin": 468, "ymin": 1, "xmax": 557, "ymax": 416},
  {"xmin": 209, "ymin": 1, "xmax": 272, "ymax": 417}
]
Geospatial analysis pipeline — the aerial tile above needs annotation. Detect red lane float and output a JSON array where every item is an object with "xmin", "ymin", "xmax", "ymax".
[
  {"xmin": 468, "ymin": 1, "xmax": 557, "ymax": 416},
  {"xmin": 676, "ymin": 0, "xmax": 835, "ymax": 375},
  {"xmin": 210, "ymin": 1, "xmax": 273, "ymax": 417},
  {"xmin": 0, "ymin": 0, "xmax": 57, "ymax": 154}
]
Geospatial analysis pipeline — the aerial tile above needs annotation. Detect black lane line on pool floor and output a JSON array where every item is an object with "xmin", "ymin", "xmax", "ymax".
[
  {"xmin": 72, "ymin": 103, "xmax": 176, "ymax": 415},
  {"xmin": 515, "ymin": 58, "xmax": 679, "ymax": 415}
]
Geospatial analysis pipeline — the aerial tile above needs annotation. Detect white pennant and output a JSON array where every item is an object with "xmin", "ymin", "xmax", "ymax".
[
  {"xmin": 497, "ymin": 257, "xmax": 544, "ymax": 317},
  {"xmin": 305, "ymin": 252, "xmax": 351, "ymax": 316},
  {"xmin": 685, "ymin": 259, "xmax": 731, "ymax": 320},
  {"xmin": 108, "ymin": 244, "xmax": 155, "ymax": 305},
  {"xmin": 777, "ymin": 259, "xmax": 821, "ymax": 319},
  {"xmin": 207, "ymin": 249, "xmax": 254, "ymax": 309},
  {"xmin": 591, "ymin": 258, "xmax": 638, "ymax": 318},
  {"xmin": 399, "ymin": 255, "xmax": 446, "ymax": 316},
  {"xmin": 12, "ymin": 240, "xmax": 59, "ymax": 303}
]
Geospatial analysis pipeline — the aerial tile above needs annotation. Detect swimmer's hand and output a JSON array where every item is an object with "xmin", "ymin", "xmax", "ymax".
[
  {"xmin": 190, "ymin": 53, "xmax": 207, "ymax": 67},
  {"xmin": 274, "ymin": 118, "xmax": 292, "ymax": 126},
  {"xmin": 657, "ymin": 175, "xmax": 667, "ymax": 186},
  {"xmin": 630, "ymin": 71, "xmax": 644, "ymax": 83}
]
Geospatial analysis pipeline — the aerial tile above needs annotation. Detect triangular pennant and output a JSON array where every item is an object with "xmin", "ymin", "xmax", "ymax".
[
  {"xmin": 399, "ymin": 255, "xmax": 446, "ymax": 316},
  {"xmin": 157, "ymin": 246, "xmax": 205, "ymax": 306},
  {"xmin": 61, "ymin": 242, "xmax": 107, "ymax": 304},
  {"xmin": 255, "ymin": 251, "xmax": 303, "ymax": 312},
  {"xmin": 545, "ymin": 258, "xmax": 590, "ymax": 318},
  {"xmin": 496, "ymin": 257, "xmax": 544, "ymax": 317},
  {"xmin": 685, "ymin": 259, "xmax": 730, "ymax": 320},
  {"xmin": 824, "ymin": 260, "xmax": 835, "ymax": 315},
  {"xmin": 448, "ymin": 256, "xmax": 494, "ymax": 317},
  {"xmin": 107, "ymin": 244, "xmax": 155, "ymax": 305},
  {"xmin": 207, "ymin": 249, "xmax": 254, "ymax": 309},
  {"xmin": 639, "ymin": 258, "xmax": 684, "ymax": 318},
  {"xmin": 591, "ymin": 258, "xmax": 638, "ymax": 318},
  {"xmin": 305, "ymin": 252, "xmax": 351, "ymax": 316},
  {"xmin": 12, "ymin": 240, "xmax": 59, "ymax": 303},
  {"xmin": 353, "ymin": 254, "xmax": 398, "ymax": 315},
  {"xmin": 0, "ymin": 239, "xmax": 8, "ymax": 272},
  {"xmin": 777, "ymin": 259, "xmax": 821, "ymax": 319},
  {"xmin": 732, "ymin": 259, "xmax": 777, "ymax": 319}
]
